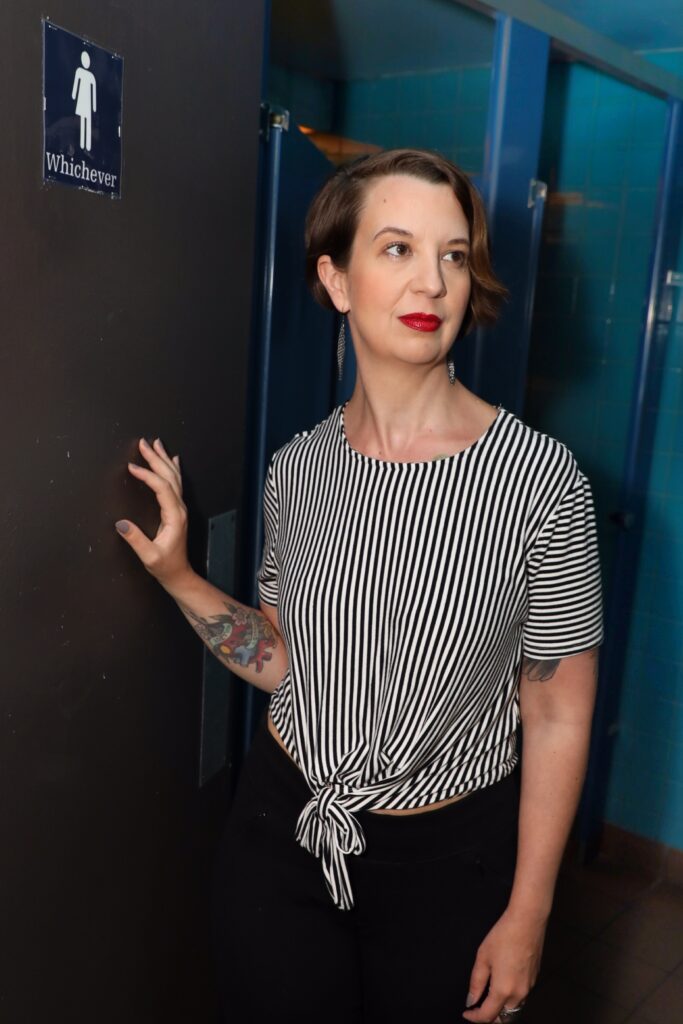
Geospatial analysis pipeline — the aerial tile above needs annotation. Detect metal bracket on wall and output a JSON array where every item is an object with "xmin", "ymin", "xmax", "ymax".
[
  {"xmin": 259, "ymin": 103, "xmax": 290, "ymax": 143},
  {"xmin": 665, "ymin": 271, "xmax": 683, "ymax": 325},
  {"xmin": 528, "ymin": 178, "xmax": 547, "ymax": 208},
  {"xmin": 658, "ymin": 270, "xmax": 683, "ymax": 324},
  {"xmin": 198, "ymin": 509, "xmax": 237, "ymax": 787}
]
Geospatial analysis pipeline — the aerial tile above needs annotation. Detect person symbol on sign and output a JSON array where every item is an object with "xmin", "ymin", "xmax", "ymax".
[{"xmin": 72, "ymin": 52, "xmax": 97, "ymax": 152}]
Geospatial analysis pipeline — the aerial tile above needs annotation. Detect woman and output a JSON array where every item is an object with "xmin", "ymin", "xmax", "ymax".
[{"xmin": 115, "ymin": 149, "xmax": 604, "ymax": 1024}]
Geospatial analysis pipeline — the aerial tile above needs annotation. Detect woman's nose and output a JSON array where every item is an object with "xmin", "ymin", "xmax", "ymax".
[{"xmin": 411, "ymin": 257, "xmax": 447, "ymax": 296}]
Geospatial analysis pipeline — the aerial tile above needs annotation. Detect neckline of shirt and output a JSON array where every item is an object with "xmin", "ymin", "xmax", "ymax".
[{"xmin": 337, "ymin": 400, "xmax": 506, "ymax": 467}]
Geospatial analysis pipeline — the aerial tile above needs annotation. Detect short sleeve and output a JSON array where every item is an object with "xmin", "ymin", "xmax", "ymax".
[
  {"xmin": 522, "ymin": 470, "xmax": 604, "ymax": 659},
  {"xmin": 256, "ymin": 458, "xmax": 280, "ymax": 606}
]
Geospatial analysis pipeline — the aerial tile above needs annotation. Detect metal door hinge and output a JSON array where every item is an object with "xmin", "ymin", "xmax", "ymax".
[
  {"xmin": 528, "ymin": 178, "xmax": 547, "ymax": 208},
  {"xmin": 259, "ymin": 102, "xmax": 290, "ymax": 142}
]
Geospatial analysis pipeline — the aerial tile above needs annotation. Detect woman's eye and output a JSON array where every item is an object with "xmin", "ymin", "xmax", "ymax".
[
  {"xmin": 444, "ymin": 250, "xmax": 468, "ymax": 266},
  {"xmin": 383, "ymin": 243, "xmax": 468, "ymax": 264}
]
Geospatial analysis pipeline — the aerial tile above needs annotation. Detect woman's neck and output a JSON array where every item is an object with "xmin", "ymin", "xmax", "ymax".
[{"xmin": 343, "ymin": 375, "xmax": 497, "ymax": 463}]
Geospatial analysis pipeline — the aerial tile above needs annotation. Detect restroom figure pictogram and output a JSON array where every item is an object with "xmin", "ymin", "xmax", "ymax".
[{"xmin": 72, "ymin": 51, "xmax": 96, "ymax": 151}]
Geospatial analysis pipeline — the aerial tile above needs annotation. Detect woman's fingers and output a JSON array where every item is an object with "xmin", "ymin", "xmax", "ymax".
[
  {"xmin": 127, "ymin": 461, "xmax": 186, "ymax": 526},
  {"xmin": 115, "ymin": 513, "xmax": 188, "ymax": 581},
  {"xmin": 118, "ymin": 441, "xmax": 189, "ymax": 584},
  {"xmin": 137, "ymin": 437, "xmax": 182, "ymax": 498},
  {"xmin": 114, "ymin": 518, "xmax": 159, "ymax": 569},
  {"xmin": 139, "ymin": 437, "xmax": 181, "ymax": 495},
  {"xmin": 151, "ymin": 437, "xmax": 183, "ymax": 488},
  {"xmin": 464, "ymin": 959, "xmax": 489, "ymax": 1017}
]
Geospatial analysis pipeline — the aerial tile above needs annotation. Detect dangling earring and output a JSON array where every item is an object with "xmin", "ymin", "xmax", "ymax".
[
  {"xmin": 337, "ymin": 313, "xmax": 347, "ymax": 381},
  {"xmin": 447, "ymin": 353, "xmax": 456, "ymax": 385}
]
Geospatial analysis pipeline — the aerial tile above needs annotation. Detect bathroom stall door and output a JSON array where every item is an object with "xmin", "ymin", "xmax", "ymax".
[
  {"xmin": 0, "ymin": 1, "xmax": 264, "ymax": 1020},
  {"xmin": 458, "ymin": 14, "xmax": 550, "ymax": 413},
  {"xmin": 264, "ymin": 115, "xmax": 337, "ymax": 452},
  {"xmin": 577, "ymin": 98, "xmax": 683, "ymax": 855},
  {"xmin": 524, "ymin": 55, "xmax": 681, "ymax": 857}
]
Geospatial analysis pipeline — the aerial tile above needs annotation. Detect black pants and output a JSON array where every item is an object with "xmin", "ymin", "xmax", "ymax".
[{"xmin": 211, "ymin": 709, "xmax": 521, "ymax": 1024}]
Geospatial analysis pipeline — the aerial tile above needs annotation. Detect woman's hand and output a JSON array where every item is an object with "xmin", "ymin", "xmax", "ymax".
[
  {"xmin": 461, "ymin": 907, "xmax": 546, "ymax": 1023},
  {"xmin": 115, "ymin": 437, "xmax": 193, "ymax": 592}
]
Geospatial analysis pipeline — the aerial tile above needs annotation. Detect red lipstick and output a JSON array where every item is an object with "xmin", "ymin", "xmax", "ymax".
[{"xmin": 398, "ymin": 312, "xmax": 442, "ymax": 332}]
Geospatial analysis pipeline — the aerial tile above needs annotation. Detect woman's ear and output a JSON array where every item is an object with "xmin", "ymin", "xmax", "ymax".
[{"xmin": 317, "ymin": 255, "xmax": 349, "ymax": 314}]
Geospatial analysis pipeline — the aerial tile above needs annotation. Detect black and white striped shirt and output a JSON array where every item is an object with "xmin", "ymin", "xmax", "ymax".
[{"xmin": 257, "ymin": 400, "xmax": 604, "ymax": 910}]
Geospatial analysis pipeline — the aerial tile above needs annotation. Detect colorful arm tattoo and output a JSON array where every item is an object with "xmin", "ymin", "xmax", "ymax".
[{"xmin": 178, "ymin": 599, "xmax": 278, "ymax": 673}]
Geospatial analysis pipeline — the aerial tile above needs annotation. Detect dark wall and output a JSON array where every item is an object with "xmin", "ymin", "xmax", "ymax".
[{"xmin": 0, "ymin": 1, "xmax": 265, "ymax": 1019}]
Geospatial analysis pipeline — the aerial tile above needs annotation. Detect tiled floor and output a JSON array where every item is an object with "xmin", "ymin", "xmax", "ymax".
[{"xmin": 523, "ymin": 854, "xmax": 683, "ymax": 1023}]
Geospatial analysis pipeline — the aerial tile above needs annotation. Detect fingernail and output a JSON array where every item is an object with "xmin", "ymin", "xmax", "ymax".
[
  {"xmin": 140, "ymin": 438, "xmax": 149, "ymax": 448},
  {"xmin": 466, "ymin": 993, "xmax": 476, "ymax": 1007},
  {"xmin": 115, "ymin": 520, "xmax": 129, "ymax": 534},
  {"xmin": 154, "ymin": 437, "xmax": 164, "ymax": 449}
]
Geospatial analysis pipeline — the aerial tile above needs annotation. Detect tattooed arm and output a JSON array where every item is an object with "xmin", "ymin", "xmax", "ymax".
[
  {"xmin": 167, "ymin": 574, "xmax": 289, "ymax": 694},
  {"xmin": 115, "ymin": 435, "xmax": 289, "ymax": 694}
]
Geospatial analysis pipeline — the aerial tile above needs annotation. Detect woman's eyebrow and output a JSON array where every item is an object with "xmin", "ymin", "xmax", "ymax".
[
  {"xmin": 372, "ymin": 226, "xmax": 412, "ymax": 240},
  {"xmin": 372, "ymin": 226, "xmax": 470, "ymax": 246}
]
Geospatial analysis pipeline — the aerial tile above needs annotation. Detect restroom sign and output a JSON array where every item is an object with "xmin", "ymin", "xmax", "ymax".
[{"xmin": 43, "ymin": 20, "xmax": 123, "ymax": 197}]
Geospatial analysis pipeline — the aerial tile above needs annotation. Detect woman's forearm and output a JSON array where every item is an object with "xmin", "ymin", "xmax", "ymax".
[
  {"xmin": 506, "ymin": 718, "xmax": 592, "ymax": 923},
  {"xmin": 116, "ymin": 439, "xmax": 288, "ymax": 693},
  {"xmin": 162, "ymin": 569, "xmax": 289, "ymax": 694}
]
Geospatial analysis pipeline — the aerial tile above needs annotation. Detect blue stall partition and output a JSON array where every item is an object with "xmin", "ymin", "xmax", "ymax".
[
  {"xmin": 244, "ymin": 105, "xmax": 337, "ymax": 743},
  {"xmin": 458, "ymin": 14, "xmax": 549, "ymax": 415}
]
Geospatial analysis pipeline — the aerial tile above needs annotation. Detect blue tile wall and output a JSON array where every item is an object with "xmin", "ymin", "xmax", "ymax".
[
  {"xmin": 268, "ymin": 65, "xmax": 336, "ymax": 132},
  {"xmin": 333, "ymin": 65, "xmax": 492, "ymax": 174},
  {"xmin": 268, "ymin": 63, "xmax": 492, "ymax": 174},
  {"xmin": 526, "ymin": 56, "xmax": 683, "ymax": 851}
]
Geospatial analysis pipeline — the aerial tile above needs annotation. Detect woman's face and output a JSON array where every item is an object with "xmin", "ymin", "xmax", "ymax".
[{"xmin": 320, "ymin": 173, "xmax": 472, "ymax": 372}]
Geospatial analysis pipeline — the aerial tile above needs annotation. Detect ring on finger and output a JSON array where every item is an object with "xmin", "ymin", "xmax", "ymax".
[{"xmin": 498, "ymin": 1003, "xmax": 525, "ymax": 1019}]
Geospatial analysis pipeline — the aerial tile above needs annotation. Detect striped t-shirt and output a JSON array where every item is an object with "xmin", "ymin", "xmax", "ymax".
[{"xmin": 256, "ymin": 400, "xmax": 604, "ymax": 910}]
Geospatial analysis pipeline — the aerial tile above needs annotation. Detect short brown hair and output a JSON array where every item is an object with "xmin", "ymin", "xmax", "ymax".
[{"xmin": 304, "ymin": 148, "xmax": 508, "ymax": 338}]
